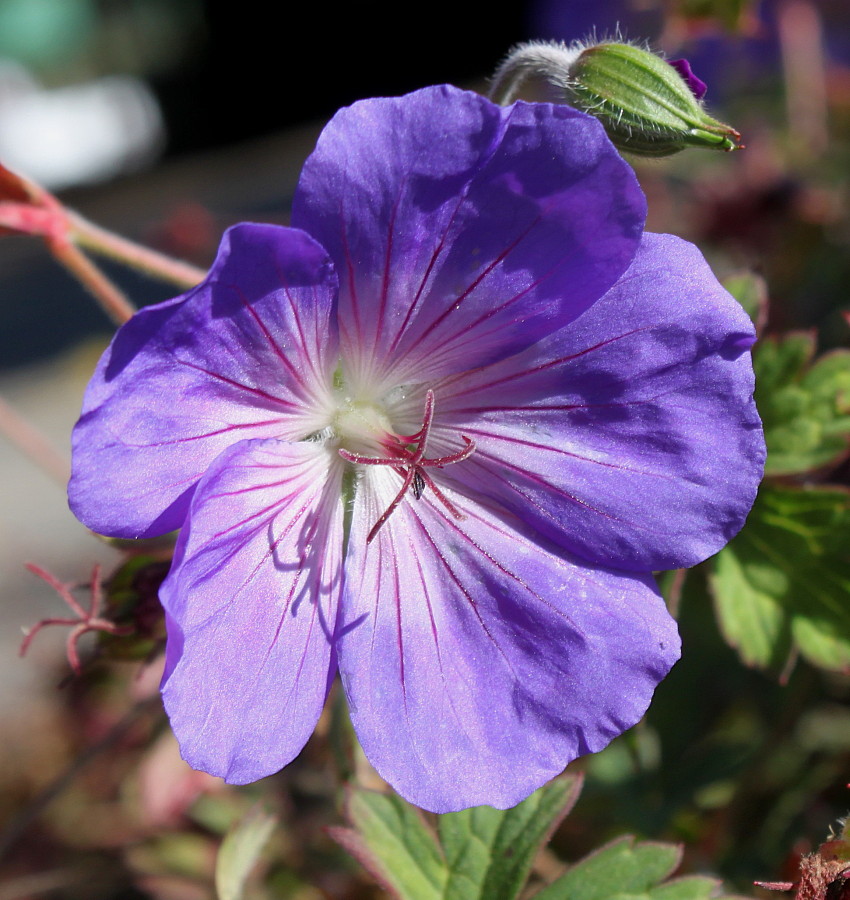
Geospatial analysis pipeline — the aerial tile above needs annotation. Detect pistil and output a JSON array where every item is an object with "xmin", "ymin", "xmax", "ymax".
[{"xmin": 338, "ymin": 389, "xmax": 476, "ymax": 542}]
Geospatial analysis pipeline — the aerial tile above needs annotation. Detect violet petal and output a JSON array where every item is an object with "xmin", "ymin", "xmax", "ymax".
[
  {"xmin": 292, "ymin": 84, "xmax": 645, "ymax": 387},
  {"xmin": 337, "ymin": 467, "xmax": 679, "ymax": 812},
  {"xmin": 670, "ymin": 58, "xmax": 708, "ymax": 100},
  {"xmin": 69, "ymin": 223, "xmax": 338, "ymax": 538},
  {"xmin": 160, "ymin": 438, "xmax": 344, "ymax": 784},
  {"xmin": 435, "ymin": 233, "xmax": 765, "ymax": 572}
]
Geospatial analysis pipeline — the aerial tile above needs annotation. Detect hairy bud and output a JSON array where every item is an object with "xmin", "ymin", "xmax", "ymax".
[{"xmin": 490, "ymin": 40, "xmax": 742, "ymax": 157}]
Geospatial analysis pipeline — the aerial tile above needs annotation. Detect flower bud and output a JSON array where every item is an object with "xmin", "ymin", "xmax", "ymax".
[{"xmin": 564, "ymin": 42, "xmax": 741, "ymax": 157}]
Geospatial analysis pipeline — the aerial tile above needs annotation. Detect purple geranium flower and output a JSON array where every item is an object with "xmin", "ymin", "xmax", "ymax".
[{"xmin": 69, "ymin": 85, "xmax": 764, "ymax": 813}]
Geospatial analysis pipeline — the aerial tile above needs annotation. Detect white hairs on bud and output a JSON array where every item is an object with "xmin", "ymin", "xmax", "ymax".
[{"xmin": 488, "ymin": 33, "xmax": 650, "ymax": 106}]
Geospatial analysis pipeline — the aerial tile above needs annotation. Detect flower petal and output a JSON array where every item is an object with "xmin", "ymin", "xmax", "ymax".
[
  {"xmin": 337, "ymin": 468, "xmax": 679, "ymax": 812},
  {"xmin": 160, "ymin": 438, "xmax": 344, "ymax": 784},
  {"xmin": 292, "ymin": 84, "xmax": 645, "ymax": 389},
  {"xmin": 435, "ymin": 233, "xmax": 765, "ymax": 572},
  {"xmin": 69, "ymin": 223, "xmax": 338, "ymax": 538}
]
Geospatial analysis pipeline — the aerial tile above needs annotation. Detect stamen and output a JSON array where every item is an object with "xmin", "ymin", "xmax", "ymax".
[{"xmin": 337, "ymin": 389, "xmax": 476, "ymax": 542}]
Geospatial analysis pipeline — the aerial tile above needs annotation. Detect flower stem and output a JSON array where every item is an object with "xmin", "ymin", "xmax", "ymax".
[
  {"xmin": 50, "ymin": 238, "xmax": 136, "ymax": 325},
  {"xmin": 68, "ymin": 211, "xmax": 207, "ymax": 290},
  {"xmin": 489, "ymin": 41, "xmax": 581, "ymax": 105},
  {"xmin": 0, "ymin": 394, "xmax": 71, "ymax": 486}
]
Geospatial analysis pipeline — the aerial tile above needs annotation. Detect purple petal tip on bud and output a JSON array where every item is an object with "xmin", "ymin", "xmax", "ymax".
[{"xmin": 669, "ymin": 59, "xmax": 708, "ymax": 100}]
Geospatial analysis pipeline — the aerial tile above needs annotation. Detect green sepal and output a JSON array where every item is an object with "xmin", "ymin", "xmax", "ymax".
[
  {"xmin": 97, "ymin": 553, "xmax": 168, "ymax": 660},
  {"xmin": 437, "ymin": 774, "xmax": 582, "ymax": 899},
  {"xmin": 566, "ymin": 43, "xmax": 740, "ymax": 157}
]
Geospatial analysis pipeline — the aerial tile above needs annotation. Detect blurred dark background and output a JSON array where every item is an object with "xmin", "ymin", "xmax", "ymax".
[
  {"xmin": 1, "ymin": 0, "xmax": 849, "ymax": 369},
  {"xmin": 0, "ymin": 0, "xmax": 525, "ymax": 369}
]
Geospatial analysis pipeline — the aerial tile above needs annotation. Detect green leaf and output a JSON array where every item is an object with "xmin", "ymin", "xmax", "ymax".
[
  {"xmin": 331, "ymin": 775, "xmax": 581, "ymax": 900},
  {"xmin": 532, "ymin": 838, "xmax": 738, "ymax": 900},
  {"xmin": 329, "ymin": 789, "xmax": 446, "ymax": 900},
  {"xmin": 215, "ymin": 804, "xmax": 277, "ymax": 900},
  {"xmin": 650, "ymin": 877, "xmax": 726, "ymax": 899},
  {"xmin": 753, "ymin": 333, "xmax": 850, "ymax": 475},
  {"xmin": 532, "ymin": 836, "xmax": 680, "ymax": 900},
  {"xmin": 437, "ymin": 774, "xmax": 582, "ymax": 900},
  {"xmin": 711, "ymin": 484, "xmax": 850, "ymax": 671}
]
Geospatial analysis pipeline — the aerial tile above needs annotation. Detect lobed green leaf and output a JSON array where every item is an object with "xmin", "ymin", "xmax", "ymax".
[
  {"xmin": 331, "ymin": 775, "xmax": 581, "ymax": 900},
  {"xmin": 711, "ymin": 484, "xmax": 850, "ymax": 671},
  {"xmin": 437, "ymin": 773, "xmax": 582, "ymax": 899},
  {"xmin": 531, "ymin": 838, "xmax": 740, "ymax": 900},
  {"xmin": 329, "ymin": 789, "xmax": 446, "ymax": 900},
  {"xmin": 532, "ymin": 836, "xmax": 681, "ymax": 900},
  {"xmin": 753, "ymin": 333, "xmax": 850, "ymax": 476}
]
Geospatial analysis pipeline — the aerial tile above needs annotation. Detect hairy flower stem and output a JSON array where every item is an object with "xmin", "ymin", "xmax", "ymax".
[
  {"xmin": 69, "ymin": 211, "xmax": 207, "ymax": 291},
  {"xmin": 490, "ymin": 42, "xmax": 581, "ymax": 105}
]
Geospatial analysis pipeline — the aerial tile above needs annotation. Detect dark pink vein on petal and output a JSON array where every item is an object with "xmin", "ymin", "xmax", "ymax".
[
  {"xmin": 269, "ymin": 257, "xmax": 328, "ymax": 390},
  {"xmin": 433, "ymin": 499, "xmax": 586, "ymax": 630},
  {"xmin": 338, "ymin": 195, "xmax": 363, "ymax": 349},
  {"xmin": 405, "ymin": 529, "xmax": 471, "ymax": 737},
  {"xmin": 385, "ymin": 180, "xmax": 472, "ymax": 358},
  {"xmin": 203, "ymin": 498, "xmax": 291, "ymax": 554},
  {"xmin": 392, "ymin": 535, "xmax": 407, "ymax": 709},
  {"xmin": 172, "ymin": 357, "xmax": 301, "ymax": 411},
  {"xmin": 116, "ymin": 418, "xmax": 285, "ymax": 450},
  {"xmin": 408, "ymin": 510, "xmax": 516, "ymax": 674},
  {"xmin": 412, "ymin": 219, "xmax": 540, "ymax": 350},
  {"xmin": 194, "ymin": 510, "xmax": 298, "ymax": 648},
  {"xmin": 185, "ymin": 497, "xmax": 311, "ymax": 634},
  {"xmin": 445, "ymin": 398, "xmax": 658, "ymax": 415},
  {"xmin": 464, "ymin": 452, "xmax": 624, "ymax": 522},
  {"xmin": 467, "ymin": 451, "xmax": 662, "ymax": 538},
  {"xmin": 228, "ymin": 496, "xmax": 315, "ymax": 602},
  {"xmin": 133, "ymin": 469, "xmax": 206, "ymax": 504},
  {"xmin": 461, "ymin": 491, "xmax": 654, "ymax": 611},
  {"xmin": 254, "ymin": 493, "xmax": 333, "ymax": 702},
  {"xmin": 230, "ymin": 284, "xmax": 308, "ymax": 393},
  {"xmin": 367, "ymin": 509, "xmax": 386, "ymax": 661},
  {"xmin": 383, "ymin": 104, "xmax": 518, "ymax": 362},
  {"xmin": 463, "ymin": 428, "xmax": 676, "ymax": 480},
  {"xmin": 208, "ymin": 477, "xmax": 307, "ymax": 504},
  {"xmin": 376, "ymin": 178, "xmax": 405, "ymax": 340},
  {"xmin": 437, "ymin": 327, "xmax": 656, "ymax": 397}
]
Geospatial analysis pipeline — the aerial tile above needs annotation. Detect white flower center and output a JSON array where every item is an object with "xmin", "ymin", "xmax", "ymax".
[
  {"xmin": 332, "ymin": 395, "xmax": 395, "ymax": 456},
  {"xmin": 332, "ymin": 386, "xmax": 476, "ymax": 543}
]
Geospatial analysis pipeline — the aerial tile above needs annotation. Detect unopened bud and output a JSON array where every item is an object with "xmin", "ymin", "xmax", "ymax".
[
  {"xmin": 567, "ymin": 43, "xmax": 740, "ymax": 156},
  {"xmin": 490, "ymin": 40, "xmax": 741, "ymax": 157}
]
